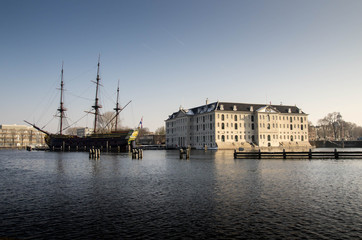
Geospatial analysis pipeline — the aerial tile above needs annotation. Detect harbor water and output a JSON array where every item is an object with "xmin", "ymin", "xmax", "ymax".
[{"xmin": 1, "ymin": 149, "xmax": 362, "ymax": 239}]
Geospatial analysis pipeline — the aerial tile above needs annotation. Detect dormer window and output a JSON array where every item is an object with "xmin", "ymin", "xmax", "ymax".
[
  {"xmin": 233, "ymin": 105, "xmax": 237, "ymax": 111},
  {"xmin": 288, "ymin": 108, "xmax": 291, "ymax": 113},
  {"xmin": 220, "ymin": 104, "xmax": 224, "ymax": 110},
  {"xmin": 250, "ymin": 106, "xmax": 253, "ymax": 112}
]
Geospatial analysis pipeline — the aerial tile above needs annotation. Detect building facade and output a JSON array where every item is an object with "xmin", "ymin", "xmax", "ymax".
[
  {"xmin": 77, "ymin": 127, "xmax": 93, "ymax": 137},
  {"xmin": 165, "ymin": 101, "xmax": 310, "ymax": 150},
  {"xmin": 0, "ymin": 124, "xmax": 46, "ymax": 148}
]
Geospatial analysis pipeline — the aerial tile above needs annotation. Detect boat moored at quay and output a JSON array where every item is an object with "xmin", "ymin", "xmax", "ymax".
[{"xmin": 25, "ymin": 59, "xmax": 138, "ymax": 151}]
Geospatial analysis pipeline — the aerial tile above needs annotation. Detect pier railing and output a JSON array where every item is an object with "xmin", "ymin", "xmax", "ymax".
[{"xmin": 234, "ymin": 149, "xmax": 362, "ymax": 159}]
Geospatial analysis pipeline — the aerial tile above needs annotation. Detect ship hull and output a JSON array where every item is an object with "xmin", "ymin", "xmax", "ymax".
[{"xmin": 46, "ymin": 130, "xmax": 136, "ymax": 151}]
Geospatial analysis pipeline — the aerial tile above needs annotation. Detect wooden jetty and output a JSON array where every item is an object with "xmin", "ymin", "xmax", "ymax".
[{"xmin": 234, "ymin": 149, "xmax": 362, "ymax": 159}]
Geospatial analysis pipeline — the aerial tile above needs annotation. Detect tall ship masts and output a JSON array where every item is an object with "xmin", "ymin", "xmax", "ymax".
[
  {"xmin": 24, "ymin": 57, "xmax": 139, "ymax": 152},
  {"xmin": 114, "ymin": 81, "xmax": 121, "ymax": 131},
  {"xmin": 92, "ymin": 56, "xmax": 102, "ymax": 134},
  {"xmin": 57, "ymin": 62, "xmax": 66, "ymax": 135}
]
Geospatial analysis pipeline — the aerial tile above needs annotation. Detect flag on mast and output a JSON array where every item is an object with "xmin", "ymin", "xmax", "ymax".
[{"xmin": 138, "ymin": 117, "xmax": 143, "ymax": 129}]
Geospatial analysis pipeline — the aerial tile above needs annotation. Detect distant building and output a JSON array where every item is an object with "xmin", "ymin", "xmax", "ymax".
[
  {"xmin": 0, "ymin": 124, "xmax": 46, "ymax": 148},
  {"xmin": 165, "ymin": 101, "xmax": 310, "ymax": 150},
  {"xmin": 137, "ymin": 134, "xmax": 166, "ymax": 145},
  {"xmin": 77, "ymin": 127, "xmax": 93, "ymax": 137}
]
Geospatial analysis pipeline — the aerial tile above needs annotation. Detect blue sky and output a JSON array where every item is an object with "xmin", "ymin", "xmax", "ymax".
[{"xmin": 1, "ymin": 0, "xmax": 362, "ymax": 132}]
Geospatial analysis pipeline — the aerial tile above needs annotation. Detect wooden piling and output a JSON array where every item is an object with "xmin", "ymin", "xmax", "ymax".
[
  {"xmin": 179, "ymin": 149, "xmax": 184, "ymax": 159},
  {"xmin": 308, "ymin": 149, "xmax": 312, "ymax": 159},
  {"xmin": 186, "ymin": 148, "xmax": 190, "ymax": 159}
]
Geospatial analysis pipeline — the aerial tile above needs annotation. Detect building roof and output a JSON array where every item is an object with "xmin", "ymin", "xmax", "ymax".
[{"xmin": 166, "ymin": 102, "xmax": 306, "ymax": 120}]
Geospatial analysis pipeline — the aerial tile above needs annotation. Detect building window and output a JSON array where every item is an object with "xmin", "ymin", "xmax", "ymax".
[
  {"xmin": 290, "ymin": 117, "xmax": 293, "ymax": 123},
  {"xmin": 251, "ymin": 124, "xmax": 254, "ymax": 130},
  {"xmin": 251, "ymin": 116, "xmax": 254, "ymax": 122},
  {"xmin": 301, "ymin": 135, "xmax": 304, "ymax": 141},
  {"xmin": 222, "ymin": 123, "xmax": 225, "ymax": 129},
  {"xmin": 290, "ymin": 125, "xmax": 293, "ymax": 130},
  {"xmin": 235, "ymin": 135, "xmax": 238, "ymax": 142},
  {"xmin": 210, "ymin": 115, "xmax": 212, "ymax": 121},
  {"xmin": 234, "ymin": 115, "xmax": 237, "ymax": 121},
  {"xmin": 221, "ymin": 135, "xmax": 225, "ymax": 142},
  {"xmin": 203, "ymin": 116, "xmax": 205, "ymax": 122},
  {"xmin": 291, "ymin": 135, "xmax": 293, "ymax": 141},
  {"xmin": 221, "ymin": 114, "xmax": 224, "ymax": 121},
  {"xmin": 235, "ymin": 124, "xmax": 238, "ymax": 130},
  {"xmin": 267, "ymin": 124, "xmax": 270, "ymax": 130}
]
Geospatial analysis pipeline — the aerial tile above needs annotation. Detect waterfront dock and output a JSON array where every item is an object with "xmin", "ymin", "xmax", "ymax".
[{"xmin": 234, "ymin": 149, "xmax": 362, "ymax": 159}]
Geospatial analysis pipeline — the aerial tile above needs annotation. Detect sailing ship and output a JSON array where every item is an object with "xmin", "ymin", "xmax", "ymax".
[{"xmin": 25, "ymin": 59, "xmax": 138, "ymax": 151}]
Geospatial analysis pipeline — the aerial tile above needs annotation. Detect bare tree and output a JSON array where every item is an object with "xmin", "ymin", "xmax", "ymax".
[
  {"xmin": 155, "ymin": 126, "xmax": 165, "ymax": 135},
  {"xmin": 317, "ymin": 118, "xmax": 330, "ymax": 140},
  {"xmin": 138, "ymin": 127, "xmax": 150, "ymax": 136}
]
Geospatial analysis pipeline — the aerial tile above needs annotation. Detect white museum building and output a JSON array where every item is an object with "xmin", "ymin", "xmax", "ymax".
[{"xmin": 165, "ymin": 101, "xmax": 310, "ymax": 150}]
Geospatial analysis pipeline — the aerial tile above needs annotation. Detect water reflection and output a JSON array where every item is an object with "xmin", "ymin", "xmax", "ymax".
[{"xmin": 0, "ymin": 150, "xmax": 362, "ymax": 239}]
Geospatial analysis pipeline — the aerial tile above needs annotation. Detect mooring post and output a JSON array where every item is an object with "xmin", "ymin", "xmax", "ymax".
[
  {"xmin": 179, "ymin": 149, "xmax": 184, "ymax": 159},
  {"xmin": 258, "ymin": 149, "xmax": 261, "ymax": 159},
  {"xmin": 309, "ymin": 149, "xmax": 312, "ymax": 159},
  {"xmin": 186, "ymin": 148, "xmax": 190, "ymax": 159},
  {"xmin": 283, "ymin": 149, "xmax": 286, "ymax": 159},
  {"xmin": 334, "ymin": 148, "xmax": 339, "ymax": 159},
  {"xmin": 234, "ymin": 149, "xmax": 237, "ymax": 159}
]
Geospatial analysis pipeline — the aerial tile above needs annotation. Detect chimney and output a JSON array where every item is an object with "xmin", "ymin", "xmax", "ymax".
[{"xmin": 206, "ymin": 98, "xmax": 209, "ymax": 105}]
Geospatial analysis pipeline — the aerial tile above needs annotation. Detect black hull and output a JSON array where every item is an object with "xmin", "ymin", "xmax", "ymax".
[{"xmin": 46, "ymin": 130, "xmax": 135, "ymax": 152}]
